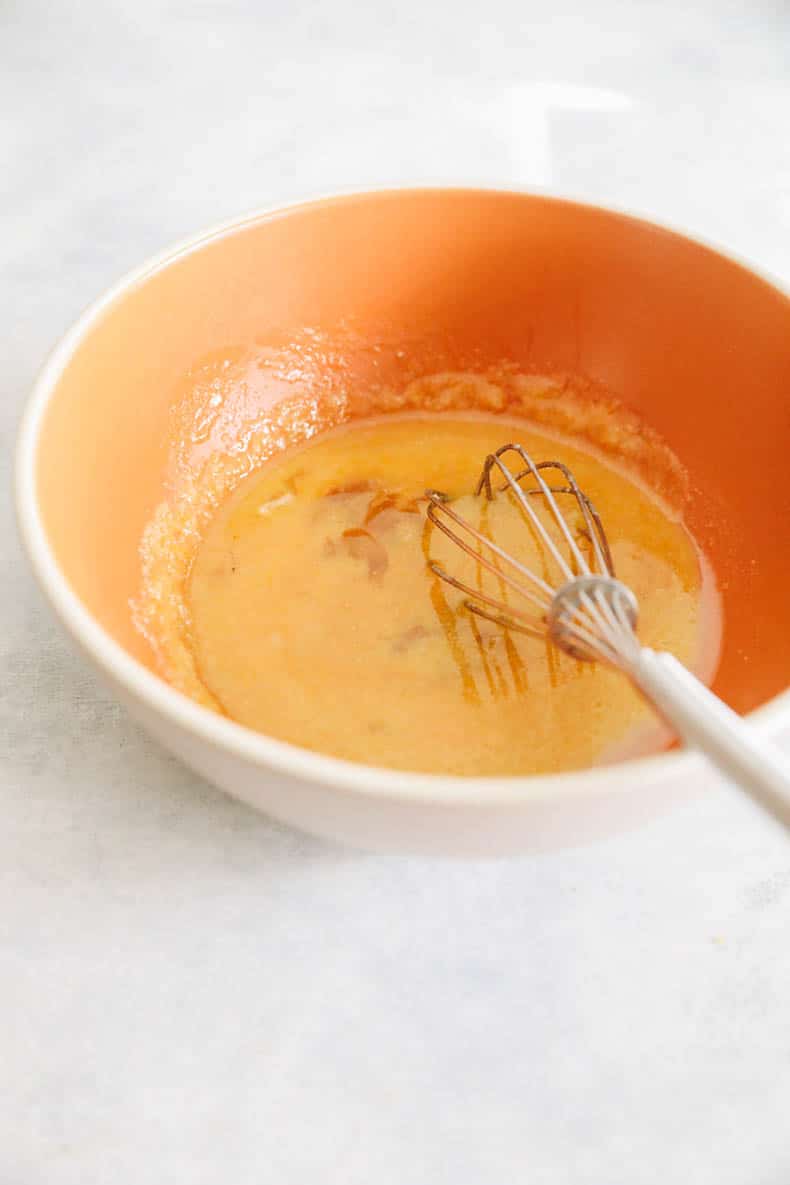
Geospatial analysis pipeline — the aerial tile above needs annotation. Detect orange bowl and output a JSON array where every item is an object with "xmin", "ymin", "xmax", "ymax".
[{"xmin": 15, "ymin": 188, "xmax": 790, "ymax": 854}]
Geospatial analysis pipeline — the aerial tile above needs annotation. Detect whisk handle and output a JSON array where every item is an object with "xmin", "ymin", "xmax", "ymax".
[{"xmin": 631, "ymin": 649, "xmax": 790, "ymax": 830}]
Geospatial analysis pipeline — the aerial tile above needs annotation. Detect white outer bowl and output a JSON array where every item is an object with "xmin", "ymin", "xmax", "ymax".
[{"xmin": 15, "ymin": 188, "xmax": 790, "ymax": 856}]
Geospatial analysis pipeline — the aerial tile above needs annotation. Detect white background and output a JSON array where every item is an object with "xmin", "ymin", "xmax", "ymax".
[{"xmin": 3, "ymin": 2, "xmax": 790, "ymax": 1182}]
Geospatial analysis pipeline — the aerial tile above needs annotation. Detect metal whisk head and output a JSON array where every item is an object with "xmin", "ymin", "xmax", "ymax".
[{"xmin": 425, "ymin": 443, "xmax": 641, "ymax": 670}]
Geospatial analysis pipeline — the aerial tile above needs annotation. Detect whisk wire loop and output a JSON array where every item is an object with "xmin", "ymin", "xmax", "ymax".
[
  {"xmin": 477, "ymin": 446, "xmax": 592, "ymax": 580},
  {"xmin": 425, "ymin": 491, "xmax": 554, "ymax": 613}
]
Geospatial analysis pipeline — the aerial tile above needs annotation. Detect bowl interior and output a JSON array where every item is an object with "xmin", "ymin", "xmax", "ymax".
[{"xmin": 32, "ymin": 189, "xmax": 790, "ymax": 718}]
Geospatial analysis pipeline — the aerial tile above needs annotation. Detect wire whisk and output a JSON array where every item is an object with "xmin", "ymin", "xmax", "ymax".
[{"xmin": 426, "ymin": 443, "xmax": 790, "ymax": 831}]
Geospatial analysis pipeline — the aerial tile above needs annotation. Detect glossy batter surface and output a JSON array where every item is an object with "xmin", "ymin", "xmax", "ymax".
[{"xmin": 187, "ymin": 416, "xmax": 717, "ymax": 775}]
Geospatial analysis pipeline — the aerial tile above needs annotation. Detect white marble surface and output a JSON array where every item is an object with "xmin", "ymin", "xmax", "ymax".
[{"xmin": 4, "ymin": 1, "xmax": 790, "ymax": 1181}]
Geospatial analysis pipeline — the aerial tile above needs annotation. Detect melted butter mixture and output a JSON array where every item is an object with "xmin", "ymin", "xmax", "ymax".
[{"xmin": 188, "ymin": 415, "xmax": 717, "ymax": 775}]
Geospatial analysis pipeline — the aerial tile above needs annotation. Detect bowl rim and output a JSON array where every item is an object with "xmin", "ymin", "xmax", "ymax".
[{"xmin": 15, "ymin": 183, "xmax": 790, "ymax": 807}]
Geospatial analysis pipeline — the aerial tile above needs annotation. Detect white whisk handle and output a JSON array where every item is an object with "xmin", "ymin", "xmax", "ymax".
[{"xmin": 630, "ymin": 649, "xmax": 790, "ymax": 830}]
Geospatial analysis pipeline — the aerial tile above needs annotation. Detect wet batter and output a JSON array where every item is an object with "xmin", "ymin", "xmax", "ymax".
[{"xmin": 185, "ymin": 415, "xmax": 718, "ymax": 775}]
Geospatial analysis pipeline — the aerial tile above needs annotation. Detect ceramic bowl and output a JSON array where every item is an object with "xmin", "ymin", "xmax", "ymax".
[{"xmin": 16, "ymin": 188, "xmax": 790, "ymax": 855}]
